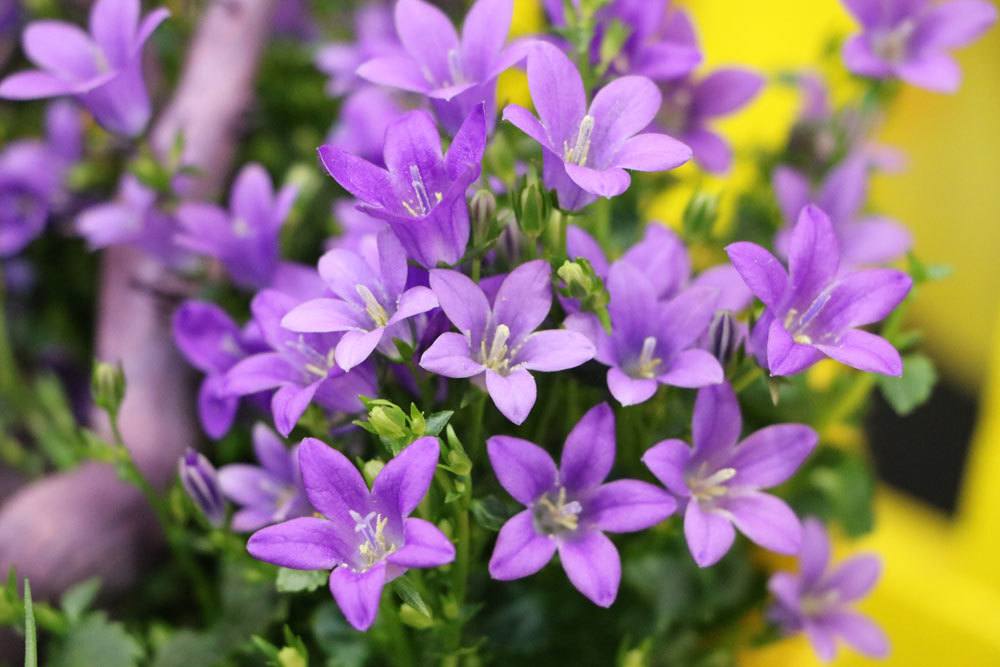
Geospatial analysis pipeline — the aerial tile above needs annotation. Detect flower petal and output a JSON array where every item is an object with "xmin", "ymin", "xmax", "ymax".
[
  {"xmin": 613, "ymin": 132, "xmax": 691, "ymax": 172},
  {"xmin": 824, "ymin": 611, "xmax": 890, "ymax": 659},
  {"xmin": 584, "ymin": 480, "xmax": 676, "ymax": 533},
  {"xmin": 814, "ymin": 329, "xmax": 902, "ymax": 376},
  {"xmin": 725, "ymin": 491, "xmax": 802, "ymax": 555},
  {"xmin": 773, "ymin": 166, "xmax": 811, "ymax": 226},
  {"xmin": 372, "ymin": 436, "xmax": 439, "ymax": 518},
  {"xmin": 787, "ymin": 204, "xmax": 840, "ymax": 308},
  {"xmin": 389, "ymin": 286, "xmax": 439, "ymax": 325},
  {"xmin": 515, "ymin": 330, "xmax": 595, "ymax": 372},
  {"xmin": 460, "ymin": 0, "xmax": 513, "ymax": 79},
  {"xmin": 642, "ymin": 438, "xmax": 693, "ymax": 497},
  {"xmin": 813, "ymin": 269, "xmax": 912, "ymax": 332},
  {"xmin": 683, "ymin": 127, "xmax": 733, "ymax": 173},
  {"xmin": 526, "ymin": 41, "xmax": 586, "ymax": 147},
  {"xmin": 588, "ymin": 76, "xmax": 662, "ymax": 164},
  {"xmin": 557, "ymin": 530, "xmax": 621, "ymax": 607},
  {"xmin": 725, "ymin": 242, "xmax": 789, "ymax": 311},
  {"xmin": 691, "ymin": 383, "xmax": 742, "ymax": 464},
  {"xmin": 0, "ymin": 70, "xmax": 75, "ymax": 99},
  {"xmin": 254, "ymin": 422, "xmax": 295, "ymax": 481},
  {"xmin": 560, "ymin": 402, "xmax": 615, "ymax": 492},
  {"xmin": 272, "ymin": 381, "xmax": 320, "ymax": 437},
  {"xmin": 487, "ymin": 435, "xmax": 557, "ymax": 505},
  {"xmin": 564, "ymin": 163, "xmax": 631, "ymax": 198},
  {"xmin": 684, "ymin": 500, "xmax": 736, "ymax": 567},
  {"xmin": 224, "ymin": 353, "xmax": 299, "ymax": 396},
  {"xmin": 329, "ymin": 562, "xmax": 387, "ymax": 632},
  {"xmin": 356, "ymin": 55, "xmax": 432, "ymax": 94},
  {"xmin": 429, "ymin": 269, "xmax": 490, "ymax": 342},
  {"xmin": 318, "ymin": 146, "xmax": 395, "ymax": 210},
  {"xmin": 23, "ymin": 21, "xmax": 100, "ymax": 81},
  {"xmin": 485, "ymin": 368, "xmax": 537, "ymax": 424},
  {"xmin": 915, "ymin": 0, "xmax": 997, "ymax": 50},
  {"xmin": 444, "ymin": 103, "xmax": 487, "ymax": 178},
  {"xmin": 766, "ymin": 318, "xmax": 825, "ymax": 377},
  {"xmin": 799, "ymin": 517, "xmax": 831, "ymax": 587},
  {"xmin": 899, "ymin": 50, "xmax": 962, "ymax": 93},
  {"xmin": 502, "ymin": 103, "xmax": 553, "ymax": 150},
  {"xmin": 419, "ymin": 332, "xmax": 484, "ymax": 378},
  {"xmin": 727, "ymin": 424, "xmax": 817, "ymax": 489},
  {"xmin": 607, "ymin": 367, "xmax": 658, "ymax": 407},
  {"xmin": 395, "ymin": 0, "xmax": 459, "ymax": 87},
  {"xmin": 493, "ymin": 259, "xmax": 552, "ymax": 342},
  {"xmin": 388, "ymin": 517, "xmax": 455, "ymax": 568},
  {"xmin": 335, "ymin": 328, "xmax": 385, "ymax": 371},
  {"xmin": 691, "ymin": 68, "xmax": 764, "ymax": 118},
  {"xmin": 282, "ymin": 298, "xmax": 366, "ymax": 333},
  {"xmin": 826, "ymin": 554, "xmax": 882, "ymax": 603},
  {"xmin": 298, "ymin": 438, "xmax": 370, "ymax": 526},
  {"xmin": 247, "ymin": 517, "xmax": 351, "ymax": 570},
  {"xmin": 488, "ymin": 509, "xmax": 556, "ymax": 580}
]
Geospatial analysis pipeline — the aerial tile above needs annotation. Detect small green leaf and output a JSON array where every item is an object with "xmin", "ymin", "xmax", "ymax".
[
  {"xmin": 23, "ymin": 579, "xmax": 36, "ymax": 667},
  {"xmin": 471, "ymin": 497, "xmax": 511, "ymax": 532},
  {"xmin": 878, "ymin": 354, "xmax": 937, "ymax": 416},
  {"xmin": 393, "ymin": 577, "xmax": 432, "ymax": 620},
  {"xmin": 275, "ymin": 568, "xmax": 328, "ymax": 593},
  {"xmin": 60, "ymin": 578, "xmax": 101, "ymax": 624},
  {"xmin": 424, "ymin": 411, "xmax": 454, "ymax": 436}
]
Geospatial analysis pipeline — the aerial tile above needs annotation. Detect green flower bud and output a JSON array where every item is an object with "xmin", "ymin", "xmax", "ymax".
[
  {"xmin": 518, "ymin": 183, "xmax": 546, "ymax": 239},
  {"xmin": 470, "ymin": 189, "xmax": 497, "ymax": 244},
  {"xmin": 369, "ymin": 405, "xmax": 408, "ymax": 441},
  {"xmin": 91, "ymin": 360, "xmax": 126, "ymax": 417}
]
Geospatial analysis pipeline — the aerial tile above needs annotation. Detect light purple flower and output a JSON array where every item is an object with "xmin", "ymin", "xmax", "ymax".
[
  {"xmin": 179, "ymin": 448, "xmax": 226, "ymax": 528},
  {"xmin": 218, "ymin": 424, "xmax": 312, "ymax": 532},
  {"xmin": 726, "ymin": 204, "xmax": 912, "ymax": 377},
  {"xmin": 327, "ymin": 87, "xmax": 407, "ymax": 164},
  {"xmin": 487, "ymin": 403, "xmax": 676, "ymax": 606},
  {"xmin": 420, "ymin": 260, "xmax": 595, "ymax": 424},
  {"xmin": 773, "ymin": 153, "xmax": 912, "ymax": 267},
  {"xmin": 176, "ymin": 163, "xmax": 298, "ymax": 290},
  {"xmin": 357, "ymin": 0, "xmax": 528, "ymax": 134},
  {"xmin": 328, "ymin": 200, "xmax": 389, "ymax": 253},
  {"xmin": 318, "ymin": 105, "xmax": 486, "ymax": 269},
  {"xmin": 601, "ymin": 1, "xmax": 703, "ymax": 80},
  {"xmin": 654, "ymin": 67, "xmax": 764, "ymax": 173},
  {"xmin": 769, "ymin": 518, "xmax": 889, "ymax": 662},
  {"xmin": 0, "ymin": 0, "xmax": 170, "ymax": 136},
  {"xmin": 224, "ymin": 290, "xmax": 378, "ymax": 437},
  {"xmin": 504, "ymin": 41, "xmax": 691, "ymax": 211},
  {"xmin": 248, "ymin": 436, "xmax": 453, "ymax": 631},
  {"xmin": 643, "ymin": 383, "xmax": 817, "ymax": 567},
  {"xmin": 281, "ymin": 230, "xmax": 439, "ymax": 371},
  {"xmin": 316, "ymin": 3, "xmax": 402, "ymax": 97},
  {"xmin": 842, "ymin": 0, "xmax": 996, "ymax": 92}
]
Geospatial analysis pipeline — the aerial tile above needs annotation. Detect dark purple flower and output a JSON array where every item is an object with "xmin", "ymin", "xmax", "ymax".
[
  {"xmin": 488, "ymin": 403, "xmax": 676, "ymax": 606},
  {"xmin": 316, "ymin": 3, "xmax": 402, "ymax": 97},
  {"xmin": 654, "ymin": 67, "xmax": 764, "ymax": 173},
  {"xmin": 176, "ymin": 163, "xmax": 298, "ymax": 290},
  {"xmin": 420, "ymin": 260, "xmax": 595, "ymax": 424},
  {"xmin": 842, "ymin": 0, "xmax": 996, "ymax": 92},
  {"xmin": 248, "ymin": 436, "xmax": 453, "ymax": 631},
  {"xmin": 726, "ymin": 205, "xmax": 912, "ymax": 377},
  {"xmin": 0, "ymin": 0, "xmax": 20, "ymax": 71},
  {"xmin": 179, "ymin": 448, "xmax": 226, "ymax": 527},
  {"xmin": 281, "ymin": 230, "xmax": 439, "ymax": 371},
  {"xmin": 218, "ymin": 424, "xmax": 312, "ymax": 532},
  {"xmin": 357, "ymin": 0, "xmax": 528, "ymax": 134},
  {"xmin": 326, "ymin": 87, "xmax": 407, "ymax": 164},
  {"xmin": 643, "ymin": 383, "xmax": 817, "ymax": 567},
  {"xmin": 769, "ymin": 518, "xmax": 888, "ymax": 662},
  {"xmin": 0, "ymin": 0, "xmax": 170, "ymax": 136},
  {"xmin": 318, "ymin": 105, "xmax": 486, "ymax": 269}
]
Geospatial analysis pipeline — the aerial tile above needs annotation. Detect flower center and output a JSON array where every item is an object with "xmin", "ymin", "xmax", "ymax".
[
  {"xmin": 479, "ymin": 323, "xmax": 512, "ymax": 373},
  {"xmin": 563, "ymin": 115, "xmax": 595, "ymax": 167},
  {"xmin": 447, "ymin": 48, "xmax": 465, "ymax": 86},
  {"xmin": 356, "ymin": 284, "xmax": 389, "ymax": 328},
  {"xmin": 687, "ymin": 466, "xmax": 737, "ymax": 504},
  {"xmin": 402, "ymin": 164, "xmax": 442, "ymax": 218},
  {"xmin": 287, "ymin": 336, "xmax": 336, "ymax": 378},
  {"xmin": 783, "ymin": 290, "xmax": 833, "ymax": 345},
  {"xmin": 659, "ymin": 87, "xmax": 693, "ymax": 134},
  {"xmin": 800, "ymin": 589, "xmax": 840, "ymax": 617},
  {"xmin": 532, "ymin": 486, "xmax": 583, "ymax": 535},
  {"xmin": 873, "ymin": 19, "xmax": 916, "ymax": 65},
  {"xmin": 350, "ymin": 510, "xmax": 397, "ymax": 569},
  {"xmin": 629, "ymin": 336, "xmax": 662, "ymax": 379}
]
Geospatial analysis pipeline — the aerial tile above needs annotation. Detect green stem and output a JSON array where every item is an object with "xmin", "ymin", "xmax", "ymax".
[
  {"xmin": 466, "ymin": 389, "xmax": 488, "ymax": 460},
  {"xmin": 379, "ymin": 598, "xmax": 415, "ymax": 667},
  {"xmin": 0, "ymin": 275, "xmax": 21, "ymax": 403},
  {"xmin": 730, "ymin": 364, "xmax": 763, "ymax": 393}
]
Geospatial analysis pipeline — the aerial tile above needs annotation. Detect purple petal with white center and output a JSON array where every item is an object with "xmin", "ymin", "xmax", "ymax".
[
  {"xmin": 642, "ymin": 438, "xmax": 693, "ymax": 498},
  {"xmin": 657, "ymin": 348, "xmax": 724, "ymax": 388},
  {"xmin": 419, "ymin": 332, "xmax": 484, "ymax": 378},
  {"xmin": 487, "ymin": 435, "xmax": 557, "ymax": 505},
  {"xmin": 684, "ymin": 501, "xmax": 736, "ymax": 567},
  {"xmin": 584, "ymin": 480, "xmax": 676, "ymax": 533},
  {"xmin": 485, "ymin": 368, "xmax": 537, "ymax": 424},
  {"xmin": 727, "ymin": 424, "xmax": 817, "ymax": 489},
  {"xmin": 560, "ymin": 402, "xmax": 615, "ymax": 492},
  {"xmin": 725, "ymin": 241, "xmax": 789, "ymax": 311},
  {"xmin": 766, "ymin": 318, "xmax": 825, "ymax": 377},
  {"xmin": 725, "ymin": 491, "xmax": 802, "ymax": 555},
  {"xmin": 824, "ymin": 611, "xmax": 890, "ymax": 658},
  {"xmin": 388, "ymin": 517, "xmax": 455, "ymax": 568},
  {"xmin": 329, "ymin": 561, "xmax": 387, "ymax": 632},
  {"xmin": 557, "ymin": 529, "xmax": 621, "ymax": 607},
  {"xmin": 298, "ymin": 438, "xmax": 369, "ymax": 527},
  {"xmin": 814, "ymin": 329, "xmax": 902, "ymax": 376},
  {"xmin": 488, "ymin": 509, "xmax": 556, "ymax": 580},
  {"xmin": 372, "ymin": 436, "xmax": 439, "ymax": 519},
  {"xmin": 515, "ymin": 330, "xmax": 595, "ymax": 372},
  {"xmin": 492, "ymin": 260, "xmax": 552, "ymax": 343},
  {"xmin": 247, "ymin": 517, "xmax": 351, "ymax": 570},
  {"xmin": 607, "ymin": 367, "xmax": 658, "ymax": 407},
  {"xmin": 613, "ymin": 132, "xmax": 692, "ymax": 171}
]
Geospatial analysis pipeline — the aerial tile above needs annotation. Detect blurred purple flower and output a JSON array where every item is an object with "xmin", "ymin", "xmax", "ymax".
[
  {"xmin": 643, "ymin": 383, "xmax": 817, "ymax": 567},
  {"xmin": 601, "ymin": 1, "xmax": 702, "ymax": 80},
  {"xmin": 769, "ymin": 518, "xmax": 889, "ymax": 662},
  {"xmin": 326, "ymin": 87, "xmax": 406, "ymax": 164},
  {"xmin": 488, "ymin": 403, "xmax": 676, "ymax": 606},
  {"xmin": 726, "ymin": 205, "xmax": 912, "ymax": 377},
  {"xmin": 218, "ymin": 424, "xmax": 312, "ymax": 532},
  {"xmin": 842, "ymin": 0, "xmax": 996, "ymax": 92},
  {"xmin": 0, "ymin": 0, "xmax": 19, "ymax": 67},
  {"xmin": 179, "ymin": 448, "xmax": 226, "ymax": 527},
  {"xmin": 0, "ymin": 0, "xmax": 170, "ymax": 137},
  {"xmin": 504, "ymin": 41, "xmax": 690, "ymax": 211},
  {"xmin": 316, "ymin": 3, "xmax": 402, "ymax": 96},
  {"xmin": 420, "ymin": 260, "xmax": 595, "ymax": 424},
  {"xmin": 319, "ymin": 105, "xmax": 486, "ymax": 269},
  {"xmin": 328, "ymin": 200, "xmax": 389, "ymax": 253},
  {"xmin": 248, "ymin": 436, "xmax": 453, "ymax": 631}
]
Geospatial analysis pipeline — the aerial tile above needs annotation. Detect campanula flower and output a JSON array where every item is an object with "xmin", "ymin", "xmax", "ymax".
[
  {"xmin": 769, "ymin": 518, "xmax": 889, "ymax": 662},
  {"xmin": 326, "ymin": 87, "xmax": 406, "ymax": 164},
  {"xmin": 0, "ymin": 0, "xmax": 170, "ymax": 136},
  {"xmin": 488, "ymin": 403, "xmax": 676, "ymax": 606},
  {"xmin": 179, "ymin": 449, "xmax": 226, "ymax": 528},
  {"xmin": 504, "ymin": 41, "xmax": 691, "ymax": 210},
  {"xmin": 316, "ymin": 2, "xmax": 403, "ymax": 97},
  {"xmin": 600, "ymin": 1, "xmax": 702, "ymax": 80},
  {"xmin": 842, "ymin": 0, "xmax": 997, "ymax": 92},
  {"xmin": 218, "ymin": 424, "xmax": 312, "ymax": 532},
  {"xmin": 248, "ymin": 436, "xmax": 454, "ymax": 631},
  {"xmin": 328, "ymin": 200, "xmax": 389, "ymax": 253},
  {"xmin": 726, "ymin": 205, "xmax": 912, "ymax": 377},
  {"xmin": 281, "ymin": 230, "xmax": 439, "ymax": 371},
  {"xmin": 420, "ymin": 260, "xmax": 595, "ymax": 424},
  {"xmin": 643, "ymin": 383, "xmax": 817, "ymax": 567}
]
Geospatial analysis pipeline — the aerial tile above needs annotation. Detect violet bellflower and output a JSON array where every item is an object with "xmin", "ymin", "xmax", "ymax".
[
  {"xmin": 419, "ymin": 260, "xmax": 596, "ymax": 424},
  {"xmin": 599, "ymin": 1, "xmax": 703, "ymax": 81},
  {"xmin": 726, "ymin": 204, "xmax": 912, "ymax": 377},
  {"xmin": 326, "ymin": 87, "xmax": 407, "ymax": 164},
  {"xmin": 357, "ymin": 0, "xmax": 527, "ymax": 134},
  {"xmin": 179, "ymin": 449, "xmax": 226, "ymax": 528},
  {"xmin": 315, "ymin": 2, "xmax": 403, "ymax": 97},
  {"xmin": 504, "ymin": 41, "xmax": 691, "ymax": 211},
  {"xmin": 842, "ymin": 0, "xmax": 997, "ymax": 93},
  {"xmin": 0, "ymin": 0, "xmax": 170, "ymax": 137},
  {"xmin": 487, "ymin": 403, "xmax": 676, "ymax": 606},
  {"xmin": 280, "ymin": 230, "xmax": 439, "ymax": 371},
  {"xmin": 248, "ymin": 436, "xmax": 454, "ymax": 631},
  {"xmin": 768, "ymin": 518, "xmax": 889, "ymax": 662},
  {"xmin": 643, "ymin": 382, "xmax": 817, "ymax": 567},
  {"xmin": 319, "ymin": 105, "xmax": 486, "ymax": 269},
  {"xmin": 328, "ymin": 200, "xmax": 389, "ymax": 253},
  {"xmin": 223, "ymin": 290, "xmax": 378, "ymax": 437},
  {"xmin": 218, "ymin": 424, "xmax": 312, "ymax": 532}
]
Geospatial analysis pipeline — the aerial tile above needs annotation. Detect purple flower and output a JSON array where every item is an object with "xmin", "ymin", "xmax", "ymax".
[
  {"xmin": 0, "ymin": 0, "xmax": 20, "ymax": 70},
  {"xmin": 316, "ymin": 3, "xmax": 403, "ymax": 97},
  {"xmin": 318, "ymin": 105, "xmax": 486, "ymax": 269},
  {"xmin": 248, "ymin": 436, "xmax": 453, "ymax": 631},
  {"xmin": 654, "ymin": 68, "xmax": 764, "ymax": 173},
  {"xmin": 726, "ymin": 205, "xmax": 912, "ymax": 377},
  {"xmin": 176, "ymin": 163, "xmax": 298, "ymax": 290},
  {"xmin": 326, "ymin": 87, "xmax": 407, "ymax": 164},
  {"xmin": 842, "ymin": 0, "xmax": 996, "ymax": 92},
  {"xmin": 218, "ymin": 424, "xmax": 312, "ymax": 532},
  {"xmin": 0, "ymin": 0, "xmax": 170, "ymax": 136},
  {"xmin": 280, "ymin": 230, "xmax": 439, "ymax": 371},
  {"xmin": 769, "ymin": 518, "xmax": 888, "ymax": 662},
  {"xmin": 419, "ymin": 260, "xmax": 595, "ymax": 424},
  {"xmin": 643, "ymin": 383, "xmax": 817, "ymax": 567},
  {"xmin": 179, "ymin": 449, "xmax": 226, "ymax": 527},
  {"xmin": 504, "ymin": 42, "xmax": 691, "ymax": 211},
  {"xmin": 488, "ymin": 403, "xmax": 676, "ymax": 606},
  {"xmin": 357, "ymin": 0, "xmax": 527, "ymax": 134},
  {"xmin": 224, "ymin": 290, "xmax": 378, "ymax": 437},
  {"xmin": 773, "ymin": 153, "xmax": 912, "ymax": 267},
  {"xmin": 328, "ymin": 200, "xmax": 389, "ymax": 253},
  {"xmin": 601, "ymin": 1, "xmax": 703, "ymax": 81}
]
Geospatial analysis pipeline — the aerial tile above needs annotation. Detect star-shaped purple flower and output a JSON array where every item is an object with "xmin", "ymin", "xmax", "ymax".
[
  {"xmin": 842, "ymin": 0, "xmax": 996, "ymax": 93},
  {"xmin": 503, "ymin": 41, "xmax": 691, "ymax": 211},
  {"xmin": 218, "ymin": 424, "xmax": 312, "ymax": 532},
  {"xmin": 768, "ymin": 518, "xmax": 888, "ymax": 662},
  {"xmin": 600, "ymin": 1, "xmax": 703, "ymax": 81},
  {"xmin": 280, "ymin": 230, "xmax": 439, "ymax": 371},
  {"xmin": 248, "ymin": 436, "xmax": 454, "ymax": 631},
  {"xmin": 319, "ymin": 105, "xmax": 486, "ymax": 269},
  {"xmin": 419, "ymin": 260, "xmax": 596, "ymax": 424},
  {"xmin": 0, "ymin": 0, "xmax": 170, "ymax": 137},
  {"xmin": 643, "ymin": 382, "xmax": 817, "ymax": 567},
  {"xmin": 726, "ymin": 204, "xmax": 913, "ymax": 377},
  {"xmin": 487, "ymin": 403, "xmax": 676, "ymax": 606}
]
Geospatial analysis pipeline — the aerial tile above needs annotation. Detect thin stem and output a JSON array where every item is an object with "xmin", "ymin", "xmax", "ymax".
[
  {"xmin": 379, "ymin": 598, "xmax": 415, "ymax": 667},
  {"xmin": 730, "ymin": 365, "xmax": 764, "ymax": 393},
  {"xmin": 0, "ymin": 274, "xmax": 20, "ymax": 403}
]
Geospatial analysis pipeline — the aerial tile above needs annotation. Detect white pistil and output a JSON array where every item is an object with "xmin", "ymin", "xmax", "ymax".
[
  {"xmin": 873, "ymin": 19, "xmax": 916, "ymax": 64},
  {"xmin": 350, "ymin": 510, "xmax": 396, "ymax": 569},
  {"xmin": 232, "ymin": 217, "xmax": 251, "ymax": 238},
  {"xmin": 689, "ymin": 467, "xmax": 737, "ymax": 503},
  {"xmin": 634, "ymin": 336, "xmax": 662, "ymax": 378},
  {"xmin": 402, "ymin": 164, "xmax": 441, "ymax": 218},
  {"xmin": 480, "ymin": 324, "xmax": 512, "ymax": 373},
  {"xmin": 533, "ymin": 487, "xmax": 583, "ymax": 534},
  {"xmin": 563, "ymin": 115, "xmax": 595, "ymax": 167},
  {"xmin": 356, "ymin": 284, "xmax": 389, "ymax": 328},
  {"xmin": 447, "ymin": 48, "xmax": 464, "ymax": 85}
]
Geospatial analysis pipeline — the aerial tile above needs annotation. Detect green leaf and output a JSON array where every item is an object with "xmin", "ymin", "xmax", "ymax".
[
  {"xmin": 60, "ymin": 578, "xmax": 101, "ymax": 624},
  {"xmin": 878, "ymin": 354, "xmax": 938, "ymax": 416},
  {"xmin": 471, "ymin": 496, "xmax": 510, "ymax": 532},
  {"xmin": 311, "ymin": 603, "xmax": 369, "ymax": 667},
  {"xmin": 150, "ymin": 631, "xmax": 221, "ymax": 667},
  {"xmin": 49, "ymin": 614, "xmax": 143, "ymax": 667},
  {"xmin": 424, "ymin": 411, "xmax": 454, "ymax": 436},
  {"xmin": 276, "ymin": 567, "xmax": 328, "ymax": 593},
  {"xmin": 393, "ymin": 576, "xmax": 432, "ymax": 620},
  {"xmin": 23, "ymin": 580, "xmax": 36, "ymax": 667}
]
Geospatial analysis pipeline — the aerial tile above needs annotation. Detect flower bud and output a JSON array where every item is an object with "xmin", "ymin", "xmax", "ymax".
[
  {"xmin": 178, "ymin": 449, "xmax": 225, "ymax": 527},
  {"xmin": 518, "ymin": 183, "xmax": 545, "ymax": 239},
  {"xmin": 91, "ymin": 360, "xmax": 126, "ymax": 417},
  {"xmin": 470, "ymin": 189, "xmax": 497, "ymax": 244},
  {"xmin": 557, "ymin": 260, "xmax": 594, "ymax": 300},
  {"xmin": 707, "ymin": 311, "xmax": 741, "ymax": 366},
  {"xmin": 369, "ymin": 404, "xmax": 409, "ymax": 441},
  {"xmin": 682, "ymin": 191, "xmax": 719, "ymax": 240}
]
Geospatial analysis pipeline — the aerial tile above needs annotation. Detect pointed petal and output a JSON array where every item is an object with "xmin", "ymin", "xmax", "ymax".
[
  {"xmin": 684, "ymin": 127, "xmax": 733, "ymax": 173},
  {"xmin": 588, "ymin": 76, "xmax": 662, "ymax": 163},
  {"xmin": 607, "ymin": 367, "xmax": 658, "ymax": 407},
  {"xmin": 272, "ymin": 381, "xmax": 320, "ymax": 437},
  {"xmin": 838, "ymin": 217, "xmax": 912, "ymax": 266},
  {"xmin": 725, "ymin": 241, "xmax": 789, "ymax": 311},
  {"xmin": 584, "ymin": 480, "xmax": 676, "ymax": 533},
  {"xmin": 485, "ymin": 368, "xmax": 537, "ymax": 424},
  {"xmin": 395, "ymin": 0, "xmax": 459, "ymax": 87},
  {"xmin": 915, "ymin": 0, "xmax": 997, "ymax": 49},
  {"xmin": 372, "ymin": 436, "xmax": 439, "ymax": 518},
  {"xmin": 658, "ymin": 349, "xmax": 724, "ymax": 388},
  {"xmin": 725, "ymin": 491, "xmax": 802, "ymax": 555},
  {"xmin": 23, "ymin": 21, "xmax": 100, "ymax": 81},
  {"xmin": 224, "ymin": 353, "xmax": 299, "ymax": 395},
  {"xmin": 254, "ymin": 422, "xmax": 294, "ymax": 480},
  {"xmin": 492, "ymin": 260, "xmax": 552, "ymax": 342},
  {"xmin": 826, "ymin": 554, "xmax": 882, "ymax": 602},
  {"xmin": 429, "ymin": 269, "xmax": 490, "ymax": 340},
  {"xmin": 486, "ymin": 435, "xmax": 557, "ymax": 505},
  {"xmin": 460, "ymin": 0, "xmax": 513, "ymax": 79},
  {"xmin": 282, "ymin": 298, "xmax": 366, "ymax": 333},
  {"xmin": 560, "ymin": 402, "xmax": 615, "ymax": 492},
  {"xmin": 564, "ymin": 163, "xmax": 631, "ymax": 198},
  {"xmin": 356, "ymin": 55, "xmax": 432, "ymax": 94},
  {"xmin": 799, "ymin": 517, "xmax": 831, "ymax": 587},
  {"xmin": 805, "ymin": 620, "xmax": 839, "ymax": 662},
  {"xmin": 488, "ymin": 509, "xmax": 556, "ymax": 580},
  {"xmin": 526, "ymin": 41, "xmax": 586, "ymax": 147},
  {"xmin": 813, "ymin": 269, "xmax": 912, "ymax": 331},
  {"xmin": 613, "ymin": 132, "xmax": 691, "ymax": 172},
  {"xmin": 684, "ymin": 501, "xmax": 736, "ymax": 567},
  {"xmin": 658, "ymin": 285, "xmax": 720, "ymax": 352},
  {"xmin": 388, "ymin": 517, "xmax": 455, "ymax": 568},
  {"xmin": 89, "ymin": 0, "xmax": 139, "ymax": 66},
  {"xmin": 692, "ymin": 68, "xmax": 764, "ymax": 117},
  {"xmin": 824, "ymin": 612, "xmax": 889, "ymax": 659},
  {"xmin": 787, "ymin": 204, "xmax": 840, "ymax": 306},
  {"xmin": 389, "ymin": 286, "xmax": 439, "ymax": 325},
  {"xmin": 419, "ymin": 332, "xmax": 484, "ymax": 378},
  {"xmin": 444, "ymin": 104, "xmax": 487, "ymax": 178},
  {"xmin": 558, "ymin": 530, "xmax": 621, "ymax": 607},
  {"xmin": 318, "ymin": 146, "xmax": 394, "ymax": 209},
  {"xmin": 515, "ymin": 330, "xmax": 595, "ymax": 372},
  {"xmin": 502, "ymin": 103, "xmax": 553, "ymax": 150},
  {"xmin": 767, "ymin": 318, "xmax": 825, "ymax": 376},
  {"xmin": 329, "ymin": 562, "xmax": 387, "ymax": 631},
  {"xmin": 773, "ymin": 166, "xmax": 811, "ymax": 225},
  {"xmin": 814, "ymin": 329, "xmax": 902, "ymax": 376},
  {"xmin": 642, "ymin": 439, "xmax": 693, "ymax": 497},
  {"xmin": 0, "ymin": 71, "xmax": 75, "ymax": 99},
  {"xmin": 898, "ymin": 51, "xmax": 961, "ymax": 93},
  {"xmin": 247, "ymin": 517, "xmax": 350, "ymax": 570},
  {"xmin": 298, "ymin": 438, "xmax": 369, "ymax": 526},
  {"xmin": 727, "ymin": 424, "xmax": 817, "ymax": 488},
  {"xmin": 335, "ymin": 328, "xmax": 385, "ymax": 371},
  {"xmin": 691, "ymin": 383, "xmax": 742, "ymax": 463},
  {"xmin": 842, "ymin": 34, "xmax": 893, "ymax": 78}
]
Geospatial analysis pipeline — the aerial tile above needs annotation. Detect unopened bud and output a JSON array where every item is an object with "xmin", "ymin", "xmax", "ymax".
[
  {"xmin": 557, "ymin": 260, "xmax": 594, "ymax": 299},
  {"xmin": 363, "ymin": 459, "xmax": 385, "ymax": 486},
  {"xmin": 707, "ymin": 311, "xmax": 742, "ymax": 366},
  {"xmin": 370, "ymin": 405, "xmax": 408, "ymax": 440},
  {"xmin": 178, "ymin": 449, "xmax": 225, "ymax": 527},
  {"xmin": 683, "ymin": 191, "xmax": 719, "ymax": 240},
  {"xmin": 470, "ymin": 189, "xmax": 497, "ymax": 243},
  {"xmin": 518, "ymin": 183, "xmax": 545, "ymax": 238},
  {"xmin": 91, "ymin": 360, "xmax": 126, "ymax": 417}
]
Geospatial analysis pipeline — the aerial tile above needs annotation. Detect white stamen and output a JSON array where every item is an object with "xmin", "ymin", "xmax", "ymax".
[
  {"xmin": 480, "ymin": 323, "xmax": 512, "ymax": 373},
  {"xmin": 563, "ymin": 115, "xmax": 595, "ymax": 166},
  {"xmin": 447, "ymin": 48, "xmax": 464, "ymax": 85},
  {"xmin": 533, "ymin": 486, "xmax": 583, "ymax": 534},
  {"xmin": 356, "ymin": 284, "xmax": 389, "ymax": 328},
  {"xmin": 633, "ymin": 336, "xmax": 662, "ymax": 378},
  {"xmin": 688, "ymin": 466, "xmax": 737, "ymax": 503},
  {"xmin": 407, "ymin": 164, "xmax": 434, "ymax": 217}
]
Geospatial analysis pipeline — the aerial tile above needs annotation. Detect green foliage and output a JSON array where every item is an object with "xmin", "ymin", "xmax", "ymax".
[
  {"xmin": 23, "ymin": 580, "xmax": 35, "ymax": 667},
  {"xmin": 276, "ymin": 568, "xmax": 328, "ymax": 594},
  {"xmin": 878, "ymin": 354, "xmax": 938, "ymax": 415},
  {"xmin": 49, "ymin": 614, "xmax": 144, "ymax": 667},
  {"xmin": 355, "ymin": 398, "xmax": 453, "ymax": 456}
]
